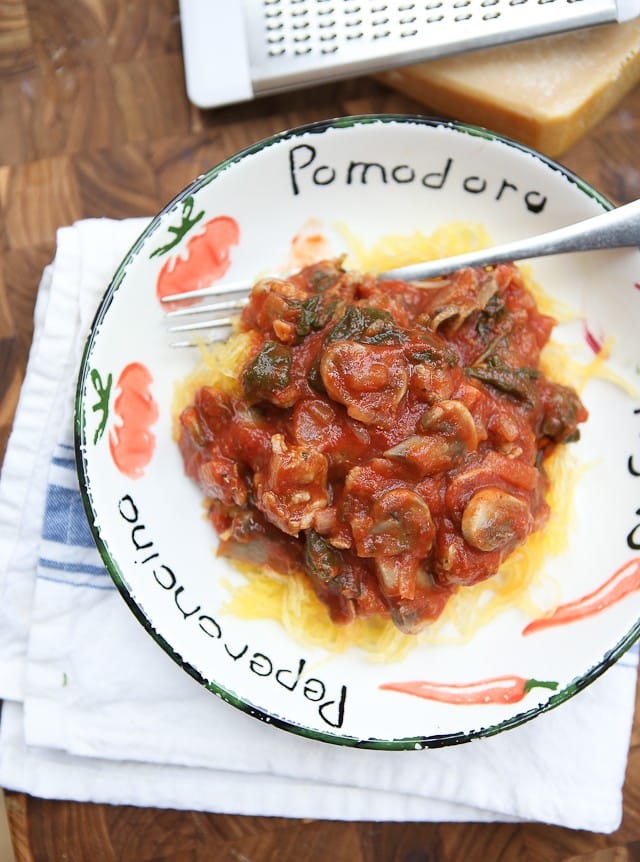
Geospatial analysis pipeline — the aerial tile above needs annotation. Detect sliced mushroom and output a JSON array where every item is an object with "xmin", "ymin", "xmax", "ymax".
[
  {"xmin": 445, "ymin": 450, "xmax": 542, "ymax": 516},
  {"xmin": 304, "ymin": 530, "xmax": 344, "ymax": 584},
  {"xmin": 385, "ymin": 400, "xmax": 479, "ymax": 476},
  {"xmin": 418, "ymin": 399, "xmax": 479, "ymax": 448},
  {"xmin": 352, "ymin": 487, "xmax": 435, "ymax": 559},
  {"xmin": 379, "ymin": 565, "xmax": 456, "ymax": 632},
  {"xmin": 385, "ymin": 435, "xmax": 465, "ymax": 476},
  {"xmin": 319, "ymin": 341, "xmax": 409, "ymax": 426},
  {"xmin": 425, "ymin": 268, "xmax": 500, "ymax": 332},
  {"xmin": 461, "ymin": 487, "xmax": 532, "ymax": 552},
  {"xmin": 408, "ymin": 363, "xmax": 455, "ymax": 403}
]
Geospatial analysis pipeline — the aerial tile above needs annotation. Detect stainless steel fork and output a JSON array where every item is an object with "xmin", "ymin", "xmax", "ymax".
[{"xmin": 163, "ymin": 198, "xmax": 640, "ymax": 346}]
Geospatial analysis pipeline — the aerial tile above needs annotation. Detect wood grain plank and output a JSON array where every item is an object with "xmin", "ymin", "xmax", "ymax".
[
  {"xmin": 4, "ymin": 793, "xmax": 33, "ymax": 862},
  {"xmin": 0, "ymin": 256, "xmax": 19, "ymax": 462},
  {"xmin": 25, "ymin": 798, "xmax": 117, "ymax": 862},
  {"xmin": 213, "ymin": 820, "xmax": 363, "ymax": 862},
  {"xmin": 566, "ymin": 846, "xmax": 640, "ymax": 862},
  {"xmin": 1, "ymin": 244, "xmax": 53, "ymax": 344},
  {"xmin": 0, "ymin": 0, "xmax": 34, "ymax": 76},
  {"xmin": 0, "ymin": 162, "xmax": 12, "ymax": 241},
  {"xmin": 0, "ymin": 243, "xmax": 53, "ymax": 462},
  {"xmin": 14, "ymin": 802, "xmax": 365, "ymax": 862},
  {"xmin": 0, "ymin": 362, "xmax": 22, "ymax": 465},
  {"xmin": 25, "ymin": 0, "xmax": 109, "ymax": 74},
  {"xmin": 561, "ymin": 94, "xmax": 640, "ymax": 206},
  {"xmin": 0, "ymin": 75, "xmax": 38, "ymax": 165},
  {"xmin": 25, "ymin": 0, "xmax": 181, "ymax": 69},
  {"xmin": 146, "ymin": 135, "xmax": 231, "ymax": 207},
  {"xmin": 3, "ymin": 156, "xmax": 81, "ymax": 249},
  {"xmin": 0, "ymin": 56, "xmax": 191, "ymax": 166},
  {"xmin": 106, "ymin": 0, "xmax": 182, "ymax": 61},
  {"xmin": 34, "ymin": 63, "xmax": 126, "ymax": 159},
  {"xmin": 618, "ymin": 743, "xmax": 640, "ymax": 839},
  {"xmin": 361, "ymin": 821, "xmax": 443, "ymax": 862},
  {"xmin": 185, "ymin": 812, "xmax": 294, "ymax": 845},
  {"xmin": 0, "ymin": 64, "xmax": 128, "ymax": 166},
  {"xmin": 105, "ymin": 806, "xmax": 208, "ymax": 859},
  {"xmin": 110, "ymin": 56, "xmax": 191, "ymax": 143},
  {"xmin": 0, "ymin": 790, "xmax": 17, "ymax": 862},
  {"xmin": 73, "ymin": 143, "xmax": 158, "ymax": 219},
  {"xmin": 439, "ymin": 822, "xmax": 535, "ymax": 862},
  {"xmin": 0, "ymin": 250, "xmax": 18, "ymax": 416}
]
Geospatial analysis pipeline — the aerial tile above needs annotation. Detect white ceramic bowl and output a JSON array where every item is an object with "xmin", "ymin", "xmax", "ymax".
[{"xmin": 75, "ymin": 116, "xmax": 640, "ymax": 748}]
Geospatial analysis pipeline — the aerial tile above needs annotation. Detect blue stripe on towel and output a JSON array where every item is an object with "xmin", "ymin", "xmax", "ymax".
[
  {"xmin": 37, "ymin": 573, "xmax": 115, "ymax": 591},
  {"xmin": 51, "ymin": 455, "xmax": 76, "ymax": 469},
  {"xmin": 38, "ymin": 557, "xmax": 108, "ymax": 577},
  {"xmin": 36, "ymin": 437, "xmax": 116, "ymax": 590},
  {"xmin": 42, "ymin": 484, "xmax": 96, "ymax": 547}
]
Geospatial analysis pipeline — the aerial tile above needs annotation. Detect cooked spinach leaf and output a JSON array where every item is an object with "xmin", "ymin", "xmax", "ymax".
[
  {"xmin": 242, "ymin": 340, "xmax": 292, "ymax": 402},
  {"xmin": 326, "ymin": 305, "xmax": 404, "ymax": 345}
]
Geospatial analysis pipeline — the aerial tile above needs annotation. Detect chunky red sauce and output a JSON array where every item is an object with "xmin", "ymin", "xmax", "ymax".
[{"xmin": 178, "ymin": 259, "xmax": 588, "ymax": 633}]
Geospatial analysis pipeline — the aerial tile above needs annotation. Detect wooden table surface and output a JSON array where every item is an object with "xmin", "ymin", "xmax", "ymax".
[{"xmin": 2, "ymin": 2, "xmax": 640, "ymax": 860}]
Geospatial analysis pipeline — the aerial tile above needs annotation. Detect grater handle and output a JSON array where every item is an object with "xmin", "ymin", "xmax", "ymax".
[
  {"xmin": 616, "ymin": 0, "xmax": 640, "ymax": 19},
  {"xmin": 380, "ymin": 198, "xmax": 640, "ymax": 282},
  {"xmin": 180, "ymin": 0, "xmax": 253, "ymax": 108}
]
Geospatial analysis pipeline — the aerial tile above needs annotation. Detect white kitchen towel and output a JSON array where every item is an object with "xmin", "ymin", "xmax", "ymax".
[{"xmin": 0, "ymin": 218, "xmax": 638, "ymax": 832}]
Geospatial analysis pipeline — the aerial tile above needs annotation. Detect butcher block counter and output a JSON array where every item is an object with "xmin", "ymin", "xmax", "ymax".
[{"xmin": 1, "ymin": 1, "xmax": 640, "ymax": 860}]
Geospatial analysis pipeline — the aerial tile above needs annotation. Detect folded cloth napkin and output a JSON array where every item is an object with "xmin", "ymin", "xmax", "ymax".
[{"xmin": 0, "ymin": 219, "xmax": 638, "ymax": 832}]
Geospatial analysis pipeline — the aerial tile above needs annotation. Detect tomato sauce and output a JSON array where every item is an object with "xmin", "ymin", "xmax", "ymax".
[{"xmin": 178, "ymin": 259, "xmax": 588, "ymax": 633}]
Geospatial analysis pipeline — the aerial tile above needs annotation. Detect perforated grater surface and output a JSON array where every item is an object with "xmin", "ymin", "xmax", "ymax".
[{"xmin": 179, "ymin": 0, "xmax": 640, "ymax": 108}]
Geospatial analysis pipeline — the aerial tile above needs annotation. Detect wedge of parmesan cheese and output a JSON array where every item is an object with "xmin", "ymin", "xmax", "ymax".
[{"xmin": 377, "ymin": 21, "xmax": 640, "ymax": 157}]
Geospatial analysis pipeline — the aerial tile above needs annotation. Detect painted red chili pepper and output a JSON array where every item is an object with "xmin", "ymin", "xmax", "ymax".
[
  {"xmin": 379, "ymin": 675, "xmax": 558, "ymax": 705},
  {"xmin": 109, "ymin": 362, "xmax": 158, "ymax": 479},
  {"xmin": 523, "ymin": 558, "xmax": 640, "ymax": 636},
  {"xmin": 156, "ymin": 215, "xmax": 240, "ymax": 308}
]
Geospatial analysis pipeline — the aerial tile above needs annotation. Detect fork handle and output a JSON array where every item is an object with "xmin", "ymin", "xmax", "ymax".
[{"xmin": 380, "ymin": 198, "xmax": 640, "ymax": 282}]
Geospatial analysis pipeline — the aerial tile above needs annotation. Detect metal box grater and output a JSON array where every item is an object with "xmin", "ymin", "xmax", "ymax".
[{"xmin": 179, "ymin": 0, "xmax": 640, "ymax": 108}]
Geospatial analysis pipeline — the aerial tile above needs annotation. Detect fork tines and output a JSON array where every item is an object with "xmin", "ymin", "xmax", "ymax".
[
  {"xmin": 162, "ymin": 281, "xmax": 252, "ymax": 347},
  {"xmin": 163, "ymin": 278, "xmax": 253, "ymax": 346},
  {"xmin": 166, "ymin": 296, "xmax": 248, "ymax": 324},
  {"xmin": 161, "ymin": 277, "xmax": 253, "ymax": 304}
]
